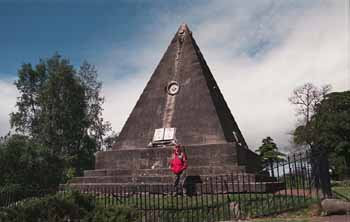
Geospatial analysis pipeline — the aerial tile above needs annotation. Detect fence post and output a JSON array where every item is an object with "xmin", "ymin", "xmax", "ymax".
[
  {"xmin": 318, "ymin": 149, "xmax": 332, "ymax": 198},
  {"xmin": 311, "ymin": 146, "xmax": 332, "ymax": 198}
]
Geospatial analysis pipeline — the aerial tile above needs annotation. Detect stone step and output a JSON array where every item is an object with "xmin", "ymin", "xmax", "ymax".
[
  {"xmin": 84, "ymin": 165, "xmax": 246, "ymax": 177},
  {"xmin": 70, "ymin": 176, "xmax": 169, "ymax": 184},
  {"xmin": 70, "ymin": 173, "xmax": 265, "ymax": 185},
  {"xmin": 96, "ymin": 155, "xmax": 238, "ymax": 170},
  {"xmin": 67, "ymin": 181, "xmax": 285, "ymax": 194}
]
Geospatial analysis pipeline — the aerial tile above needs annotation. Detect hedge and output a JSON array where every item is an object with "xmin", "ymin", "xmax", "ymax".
[{"xmin": 0, "ymin": 190, "xmax": 138, "ymax": 222}]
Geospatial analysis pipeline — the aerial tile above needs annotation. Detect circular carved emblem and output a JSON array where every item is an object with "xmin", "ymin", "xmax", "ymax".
[{"xmin": 167, "ymin": 81, "xmax": 180, "ymax": 95}]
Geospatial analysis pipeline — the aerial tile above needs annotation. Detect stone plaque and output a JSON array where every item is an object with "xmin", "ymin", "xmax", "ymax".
[
  {"xmin": 164, "ymin": 128, "xmax": 176, "ymax": 140},
  {"xmin": 153, "ymin": 128, "xmax": 176, "ymax": 142},
  {"xmin": 153, "ymin": 128, "xmax": 165, "ymax": 141}
]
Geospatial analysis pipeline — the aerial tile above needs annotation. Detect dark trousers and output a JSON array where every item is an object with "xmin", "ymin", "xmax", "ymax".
[{"xmin": 174, "ymin": 170, "xmax": 186, "ymax": 193}]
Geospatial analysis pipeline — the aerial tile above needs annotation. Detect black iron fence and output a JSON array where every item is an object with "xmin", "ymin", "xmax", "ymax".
[
  {"xmin": 0, "ymin": 150, "xmax": 331, "ymax": 221},
  {"xmin": 0, "ymin": 188, "xmax": 57, "ymax": 208}
]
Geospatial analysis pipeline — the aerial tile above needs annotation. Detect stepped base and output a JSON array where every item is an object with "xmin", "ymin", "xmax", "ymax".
[
  {"xmin": 94, "ymin": 143, "xmax": 261, "ymax": 173},
  {"xmin": 67, "ymin": 143, "xmax": 268, "ymax": 193},
  {"xmin": 70, "ymin": 172, "xmax": 275, "ymax": 184},
  {"xmin": 67, "ymin": 173, "xmax": 283, "ymax": 194},
  {"xmin": 67, "ymin": 181, "xmax": 285, "ymax": 194},
  {"xmin": 84, "ymin": 165, "xmax": 246, "ymax": 177}
]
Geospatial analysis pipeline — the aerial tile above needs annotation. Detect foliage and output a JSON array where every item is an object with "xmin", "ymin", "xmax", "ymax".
[
  {"xmin": 333, "ymin": 180, "xmax": 350, "ymax": 187},
  {"xmin": 9, "ymin": 54, "xmax": 111, "ymax": 179},
  {"xmin": 328, "ymin": 152, "xmax": 349, "ymax": 180},
  {"xmin": 289, "ymin": 82, "xmax": 349, "ymax": 178},
  {"xmin": 104, "ymin": 132, "xmax": 119, "ymax": 150},
  {"xmin": 90, "ymin": 192, "xmax": 311, "ymax": 221},
  {"xmin": 0, "ymin": 190, "xmax": 93, "ymax": 221},
  {"xmin": 332, "ymin": 186, "xmax": 350, "ymax": 201},
  {"xmin": 255, "ymin": 137, "xmax": 285, "ymax": 167},
  {"xmin": 288, "ymin": 83, "xmax": 331, "ymax": 125},
  {"xmin": 0, "ymin": 184, "xmax": 23, "ymax": 193},
  {"xmin": 78, "ymin": 61, "xmax": 112, "ymax": 151},
  {"xmin": 294, "ymin": 91, "xmax": 350, "ymax": 178},
  {"xmin": 310, "ymin": 91, "xmax": 350, "ymax": 178},
  {"xmin": 0, "ymin": 190, "xmax": 138, "ymax": 222},
  {"xmin": 90, "ymin": 205, "xmax": 139, "ymax": 222},
  {"xmin": 289, "ymin": 83, "xmax": 331, "ymax": 149},
  {"xmin": 0, "ymin": 134, "xmax": 63, "ymax": 188}
]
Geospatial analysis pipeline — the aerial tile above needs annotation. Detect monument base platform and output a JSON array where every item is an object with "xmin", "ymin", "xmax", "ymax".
[
  {"xmin": 67, "ymin": 143, "xmax": 286, "ymax": 194},
  {"xmin": 67, "ymin": 176, "xmax": 284, "ymax": 194},
  {"xmin": 94, "ymin": 143, "xmax": 261, "ymax": 172}
]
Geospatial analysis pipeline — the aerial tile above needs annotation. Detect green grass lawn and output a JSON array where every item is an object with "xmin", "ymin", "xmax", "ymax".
[
  {"xmin": 2, "ymin": 189, "xmax": 321, "ymax": 222},
  {"xmin": 91, "ymin": 192, "xmax": 318, "ymax": 222},
  {"xmin": 252, "ymin": 202, "xmax": 322, "ymax": 222},
  {"xmin": 332, "ymin": 186, "xmax": 350, "ymax": 200},
  {"xmin": 254, "ymin": 219, "xmax": 310, "ymax": 222}
]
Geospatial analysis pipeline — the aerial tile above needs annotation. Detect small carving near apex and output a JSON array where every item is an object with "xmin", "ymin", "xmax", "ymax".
[{"xmin": 178, "ymin": 23, "xmax": 190, "ymax": 34}]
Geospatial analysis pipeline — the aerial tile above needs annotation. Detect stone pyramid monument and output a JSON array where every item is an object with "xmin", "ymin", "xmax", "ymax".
[{"xmin": 69, "ymin": 24, "xmax": 263, "ymax": 190}]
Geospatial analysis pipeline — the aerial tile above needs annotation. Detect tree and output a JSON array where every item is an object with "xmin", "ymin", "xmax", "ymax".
[
  {"xmin": 289, "ymin": 83, "xmax": 331, "ymax": 148},
  {"xmin": 309, "ymin": 91, "xmax": 350, "ymax": 178},
  {"xmin": 10, "ymin": 54, "xmax": 111, "ymax": 178},
  {"xmin": 104, "ymin": 132, "xmax": 119, "ymax": 151},
  {"xmin": 289, "ymin": 83, "xmax": 331, "ymax": 124},
  {"xmin": 77, "ymin": 61, "xmax": 111, "ymax": 151},
  {"xmin": 291, "ymin": 90, "xmax": 350, "ymax": 179},
  {"xmin": 0, "ymin": 134, "xmax": 63, "ymax": 188},
  {"xmin": 38, "ymin": 56, "xmax": 88, "ymax": 157},
  {"xmin": 10, "ymin": 62, "xmax": 46, "ymax": 135},
  {"xmin": 255, "ymin": 137, "xmax": 285, "ymax": 168}
]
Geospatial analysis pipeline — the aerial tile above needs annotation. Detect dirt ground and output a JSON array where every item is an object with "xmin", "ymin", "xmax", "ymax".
[
  {"xmin": 311, "ymin": 215, "xmax": 350, "ymax": 222},
  {"xmin": 248, "ymin": 214, "xmax": 350, "ymax": 222},
  {"xmin": 247, "ymin": 202, "xmax": 349, "ymax": 222}
]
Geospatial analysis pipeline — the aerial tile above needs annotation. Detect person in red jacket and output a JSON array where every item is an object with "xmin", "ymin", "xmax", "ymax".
[{"xmin": 170, "ymin": 144, "xmax": 187, "ymax": 193}]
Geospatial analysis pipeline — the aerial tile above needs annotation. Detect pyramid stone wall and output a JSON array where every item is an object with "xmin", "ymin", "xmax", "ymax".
[
  {"xmin": 113, "ymin": 24, "xmax": 246, "ymax": 150},
  {"xmin": 69, "ymin": 24, "xmax": 261, "ymax": 189}
]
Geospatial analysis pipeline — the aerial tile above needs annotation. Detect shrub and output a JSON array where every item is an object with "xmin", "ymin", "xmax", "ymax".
[
  {"xmin": 0, "ymin": 190, "xmax": 139, "ymax": 222},
  {"xmin": 88, "ymin": 205, "xmax": 139, "ymax": 222},
  {"xmin": 0, "ymin": 135, "xmax": 64, "ymax": 189},
  {"xmin": 0, "ymin": 190, "xmax": 93, "ymax": 222}
]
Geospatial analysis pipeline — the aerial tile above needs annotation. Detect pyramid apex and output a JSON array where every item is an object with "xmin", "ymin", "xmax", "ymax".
[{"xmin": 177, "ymin": 23, "xmax": 191, "ymax": 34}]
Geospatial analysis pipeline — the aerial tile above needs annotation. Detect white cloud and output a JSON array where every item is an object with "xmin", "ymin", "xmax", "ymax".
[
  {"xmin": 102, "ymin": 73, "xmax": 148, "ymax": 134},
  {"xmin": 99, "ymin": 0, "xmax": 349, "ymax": 151},
  {"xmin": 0, "ymin": 79, "xmax": 17, "ymax": 136},
  {"xmin": 0, "ymin": 1, "xmax": 348, "ymax": 153},
  {"xmin": 207, "ymin": 0, "xmax": 349, "ymax": 150}
]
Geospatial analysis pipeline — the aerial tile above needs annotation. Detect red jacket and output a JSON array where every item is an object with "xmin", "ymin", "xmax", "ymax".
[{"xmin": 170, "ymin": 151, "xmax": 187, "ymax": 174}]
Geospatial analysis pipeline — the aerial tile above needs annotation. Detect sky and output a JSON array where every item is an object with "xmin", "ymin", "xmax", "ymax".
[{"xmin": 0, "ymin": 0, "xmax": 349, "ymax": 151}]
